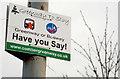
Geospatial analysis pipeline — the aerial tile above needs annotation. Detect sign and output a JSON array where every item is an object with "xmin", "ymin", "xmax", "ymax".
[{"xmin": 6, "ymin": 3, "xmax": 71, "ymax": 61}]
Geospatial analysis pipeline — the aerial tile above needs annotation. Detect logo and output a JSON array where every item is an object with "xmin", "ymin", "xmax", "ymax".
[
  {"xmin": 46, "ymin": 23, "xmax": 58, "ymax": 34},
  {"xmin": 24, "ymin": 18, "xmax": 35, "ymax": 30},
  {"xmin": 11, "ymin": 5, "xmax": 19, "ymax": 15}
]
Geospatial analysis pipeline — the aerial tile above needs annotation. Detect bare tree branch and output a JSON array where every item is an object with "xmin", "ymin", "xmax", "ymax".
[
  {"xmin": 72, "ymin": 39, "xmax": 99, "ymax": 77},
  {"xmin": 80, "ymin": 10, "xmax": 104, "ymax": 78},
  {"xmin": 72, "ymin": 6, "xmax": 119, "ymax": 78},
  {"xmin": 104, "ymin": 7, "xmax": 108, "ymax": 78}
]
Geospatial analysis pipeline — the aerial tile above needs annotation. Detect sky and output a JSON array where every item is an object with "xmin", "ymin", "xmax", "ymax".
[{"xmin": 0, "ymin": 0, "xmax": 119, "ymax": 78}]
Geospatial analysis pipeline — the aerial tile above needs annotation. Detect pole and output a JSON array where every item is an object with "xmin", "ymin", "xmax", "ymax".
[{"xmin": 22, "ymin": 0, "xmax": 48, "ymax": 77}]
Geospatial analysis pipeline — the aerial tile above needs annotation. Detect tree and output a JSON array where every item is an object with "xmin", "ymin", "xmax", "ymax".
[{"xmin": 71, "ymin": 7, "xmax": 120, "ymax": 79}]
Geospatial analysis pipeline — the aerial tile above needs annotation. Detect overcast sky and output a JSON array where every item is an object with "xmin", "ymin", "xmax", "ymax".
[{"xmin": 0, "ymin": 0, "xmax": 119, "ymax": 78}]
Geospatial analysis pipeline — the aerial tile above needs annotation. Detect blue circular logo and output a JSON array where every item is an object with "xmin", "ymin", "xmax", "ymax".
[{"xmin": 46, "ymin": 23, "xmax": 57, "ymax": 34}]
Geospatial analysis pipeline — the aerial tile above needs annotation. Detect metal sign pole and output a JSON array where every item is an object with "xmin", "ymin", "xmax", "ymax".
[{"xmin": 22, "ymin": 0, "xmax": 48, "ymax": 77}]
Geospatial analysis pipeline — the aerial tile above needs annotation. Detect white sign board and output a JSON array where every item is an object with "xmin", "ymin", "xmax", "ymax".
[{"xmin": 6, "ymin": 3, "xmax": 71, "ymax": 61}]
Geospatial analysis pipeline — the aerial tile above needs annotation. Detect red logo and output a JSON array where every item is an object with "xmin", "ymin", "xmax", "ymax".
[{"xmin": 24, "ymin": 18, "xmax": 35, "ymax": 30}]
